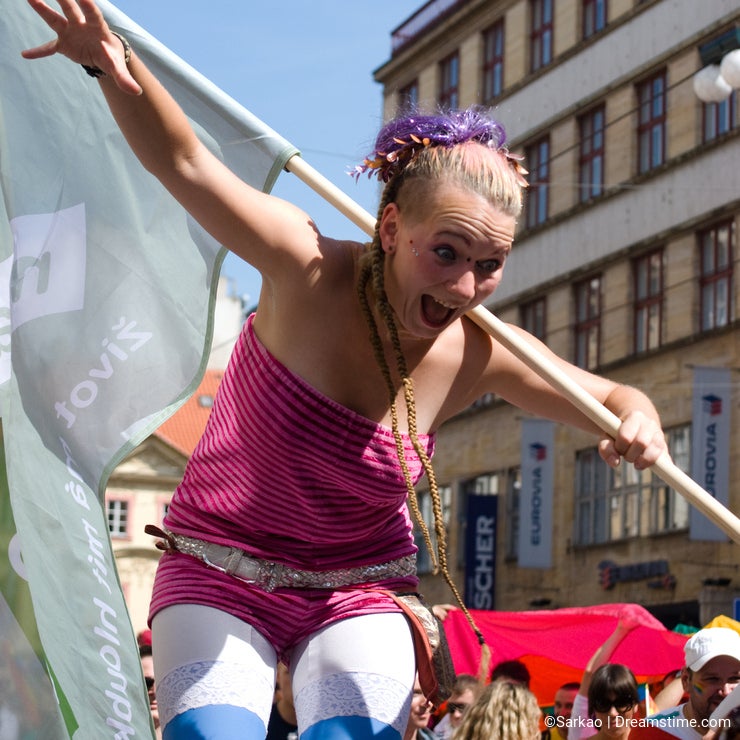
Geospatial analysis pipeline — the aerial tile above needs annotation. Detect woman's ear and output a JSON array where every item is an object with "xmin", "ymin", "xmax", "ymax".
[{"xmin": 378, "ymin": 202, "xmax": 400, "ymax": 254}]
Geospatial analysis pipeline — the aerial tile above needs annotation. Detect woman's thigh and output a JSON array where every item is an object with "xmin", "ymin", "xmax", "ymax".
[
  {"xmin": 291, "ymin": 612, "xmax": 416, "ymax": 740},
  {"xmin": 152, "ymin": 604, "xmax": 277, "ymax": 739}
]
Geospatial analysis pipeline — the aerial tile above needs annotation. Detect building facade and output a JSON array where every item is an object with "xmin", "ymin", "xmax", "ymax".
[{"xmin": 375, "ymin": 0, "xmax": 740, "ymax": 626}]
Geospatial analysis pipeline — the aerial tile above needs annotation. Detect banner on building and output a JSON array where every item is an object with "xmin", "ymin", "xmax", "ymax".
[
  {"xmin": 0, "ymin": 1, "xmax": 296, "ymax": 736},
  {"xmin": 518, "ymin": 419, "xmax": 554, "ymax": 568},
  {"xmin": 464, "ymin": 493, "xmax": 498, "ymax": 610},
  {"xmin": 690, "ymin": 366, "xmax": 731, "ymax": 541}
]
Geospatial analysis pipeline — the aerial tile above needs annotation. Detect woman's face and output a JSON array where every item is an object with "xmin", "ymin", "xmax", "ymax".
[
  {"xmin": 408, "ymin": 677, "xmax": 433, "ymax": 732},
  {"xmin": 592, "ymin": 695, "xmax": 638, "ymax": 738},
  {"xmin": 379, "ymin": 181, "xmax": 516, "ymax": 339}
]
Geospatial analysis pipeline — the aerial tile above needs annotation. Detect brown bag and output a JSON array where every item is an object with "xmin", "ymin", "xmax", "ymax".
[{"xmin": 383, "ymin": 591, "xmax": 456, "ymax": 708}]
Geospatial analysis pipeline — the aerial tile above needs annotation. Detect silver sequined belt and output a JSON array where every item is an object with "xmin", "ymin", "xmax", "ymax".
[{"xmin": 147, "ymin": 526, "xmax": 417, "ymax": 593}]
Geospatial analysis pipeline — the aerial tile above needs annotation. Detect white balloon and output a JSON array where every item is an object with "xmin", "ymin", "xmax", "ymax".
[
  {"xmin": 693, "ymin": 64, "xmax": 733, "ymax": 103},
  {"xmin": 719, "ymin": 49, "xmax": 740, "ymax": 89}
]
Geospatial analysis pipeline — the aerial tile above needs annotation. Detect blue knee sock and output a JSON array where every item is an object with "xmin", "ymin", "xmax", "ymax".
[
  {"xmin": 162, "ymin": 704, "xmax": 265, "ymax": 739},
  {"xmin": 301, "ymin": 715, "xmax": 401, "ymax": 740}
]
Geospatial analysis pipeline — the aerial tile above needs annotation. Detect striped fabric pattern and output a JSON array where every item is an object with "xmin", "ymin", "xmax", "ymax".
[{"xmin": 149, "ymin": 314, "xmax": 434, "ymax": 655}]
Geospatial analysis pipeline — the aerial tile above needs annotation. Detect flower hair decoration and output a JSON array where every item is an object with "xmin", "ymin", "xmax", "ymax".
[{"xmin": 351, "ymin": 107, "xmax": 528, "ymax": 187}]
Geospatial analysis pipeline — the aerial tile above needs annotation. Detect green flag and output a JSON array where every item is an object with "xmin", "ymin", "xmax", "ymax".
[{"xmin": 0, "ymin": 2, "xmax": 298, "ymax": 736}]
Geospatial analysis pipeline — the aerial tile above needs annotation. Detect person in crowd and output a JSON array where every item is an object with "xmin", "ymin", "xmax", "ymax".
[
  {"xmin": 23, "ymin": 1, "xmax": 669, "ymax": 737},
  {"xmin": 266, "ymin": 663, "xmax": 298, "ymax": 740},
  {"xmin": 569, "ymin": 612, "xmax": 641, "ymax": 740},
  {"xmin": 453, "ymin": 680, "xmax": 541, "ymax": 740},
  {"xmin": 635, "ymin": 628, "xmax": 740, "ymax": 740},
  {"xmin": 434, "ymin": 674, "xmax": 482, "ymax": 739},
  {"xmin": 544, "ymin": 682, "xmax": 581, "ymax": 740},
  {"xmin": 406, "ymin": 675, "xmax": 440, "ymax": 740},
  {"xmin": 139, "ymin": 643, "xmax": 162, "ymax": 739},
  {"xmin": 649, "ymin": 670, "xmax": 686, "ymax": 715},
  {"xmin": 492, "ymin": 660, "xmax": 532, "ymax": 688},
  {"xmin": 587, "ymin": 664, "xmax": 640, "ymax": 740}
]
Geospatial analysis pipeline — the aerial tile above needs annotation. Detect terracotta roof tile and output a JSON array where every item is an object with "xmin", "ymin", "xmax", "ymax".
[{"xmin": 155, "ymin": 369, "xmax": 223, "ymax": 457}]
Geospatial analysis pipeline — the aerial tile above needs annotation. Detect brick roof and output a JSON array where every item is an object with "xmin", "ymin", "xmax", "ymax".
[{"xmin": 155, "ymin": 368, "xmax": 223, "ymax": 457}]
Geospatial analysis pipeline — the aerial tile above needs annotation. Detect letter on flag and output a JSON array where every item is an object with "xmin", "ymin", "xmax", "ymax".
[
  {"xmin": 518, "ymin": 419, "xmax": 554, "ymax": 568},
  {"xmin": 0, "ymin": 1, "xmax": 298, "ymax": 736}
]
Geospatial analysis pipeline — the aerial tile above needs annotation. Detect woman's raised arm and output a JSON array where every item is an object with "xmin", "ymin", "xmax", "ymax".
[{"xmin": 22, "ymin": 0, "xmax": 322, "ymax": 280}]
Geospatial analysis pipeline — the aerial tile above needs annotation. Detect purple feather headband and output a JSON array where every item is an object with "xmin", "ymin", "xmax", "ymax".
[{"xmin": 351, "ymin": 108, "xmax": 528, "ymax": 186}]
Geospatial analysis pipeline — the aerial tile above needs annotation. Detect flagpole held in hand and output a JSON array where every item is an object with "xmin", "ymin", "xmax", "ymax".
[{"xmin": 285, "ymin": 153, "xmax": 740, "ymax": 546}]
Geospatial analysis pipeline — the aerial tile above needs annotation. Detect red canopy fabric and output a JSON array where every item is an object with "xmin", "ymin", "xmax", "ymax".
[{"xmin": 443, "ymin": 603, "xmax": 688, "ymax": 705}]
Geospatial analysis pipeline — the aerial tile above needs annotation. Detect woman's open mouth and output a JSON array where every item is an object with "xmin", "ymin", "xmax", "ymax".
[{"xmin": 421, "ymin": 294, "xmax": 456, "ymax": 328}]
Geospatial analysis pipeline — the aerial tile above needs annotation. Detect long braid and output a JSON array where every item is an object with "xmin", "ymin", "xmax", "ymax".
[
  {"xmin": 357, "ymin": 188, "xmax": 438, "ymax": 571},
  {"xmin": 357, "ymin": 183, "xmax": 489, "ymax": 660}
]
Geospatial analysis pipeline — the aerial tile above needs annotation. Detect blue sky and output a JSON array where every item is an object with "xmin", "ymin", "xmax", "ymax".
[{"xmin": 112, "ymin": 0, "xmax": 424, "ymax": 306}]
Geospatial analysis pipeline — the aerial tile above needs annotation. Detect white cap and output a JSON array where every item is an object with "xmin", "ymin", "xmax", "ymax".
[{"xmin": 684, "ymin": 627, "xmax": 740, "ymax": 672}]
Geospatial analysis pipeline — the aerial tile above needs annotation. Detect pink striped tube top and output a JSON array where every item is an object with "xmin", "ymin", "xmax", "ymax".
[{"xmin": 149, "ymin": 314, "xmax": 435, "ymax": 652}]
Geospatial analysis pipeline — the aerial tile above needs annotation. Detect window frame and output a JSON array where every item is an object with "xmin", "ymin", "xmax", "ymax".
[
  {"xmin": 520, "ymin": 296, "xmax": 547, "ymax": 342},
  {"xmin": 574, "ymin": 425, "xmax": 690, "ymax": 546},
  {"xmin": 482, "ymin": 20, "xmax": 505, "ymax": 104},
  {"xmin": 398, "ymin": 79, "xmax": 419, "ymax": 112},
  {"xmin": 525, "ymin": 136, "xmax": 550, "ymax": 228},
  {"xmin": 414, "ymin": 485, "xmax": 452, "ymax": 575},
  {"xmin": 573, "ymin": 275, "xmax": 602, "ymax": 370},
  {"xmin": 530, "ymin": 0, "xmax": 554, "ymax": 73},
  {"xmin": 633, "ymin": 248, "xmax": 664, "ymax": 353},
  {"xmin": 637, "ymin": 71, "xmax": 667, "ymax": 174},
  {"xmin": 578, "ymin": 105, "xmax": 606, "ymax": 202},
  {"xmin": 106, "ymin": 496, "xmax": 131, "ymax": 540},
  {"xmin": 439, "ymin": 51, "xmax": 460, "ymax": 110},
  {"xmin": 583, "ymin": 0, "xmax": 607, "ymax": 39},
  {"xmin": 699, "ymin": 220, "xmax": 735, "ymax": 331}
]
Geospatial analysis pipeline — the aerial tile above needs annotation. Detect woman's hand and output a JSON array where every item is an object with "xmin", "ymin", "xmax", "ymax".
[
  {"xmin": 598, "ymin": 409, "xmax": 667, "ymax": 470},
  {"xmin": 22, "ymin": 0, "xmax": 142, "ymax": 95}
]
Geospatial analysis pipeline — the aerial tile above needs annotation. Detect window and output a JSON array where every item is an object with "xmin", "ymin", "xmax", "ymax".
[
  {"xmin": 703, "ymin": 91, "xmax": 738, "ymax": 143},
  {"xmin": 398, "ymin": 80, "xmax": 419, "ymax": 111},
  {"xmin": 575, "ymin": 448, "xmax": 610, "ymax": 545},
  {"xmin": 576, "ymin": 449, "xmax": 651, "ymax": 543},
  {"xmin": 583, "ymin": 0, "xmax": 607, "ymax": 39},
  {"xmin": 633, "ymin": 249, "xmax": 664, "ymax": 353},
  {"xmin": 520, "ymin": 297, "xmax": 547, "ymax": 342},
  {"xmin": 414, "ymin": 485, "xmax": 452, "ymax": 574},
  {"xmin": 107, "ymin": 498, "xmax": 129, "ymax": 538},
  {"xmin": 574, "ymin": 425, "xmax": 690, "ymax": 545},
  {"xmin": 637, "ymin": 71, "xmax": 666, "ymax": 173},
  {"xmin": 578, "ymin": 106, "xmax": 605, "ymax": 201},
  {"xmin": 482, "ymin": 20, "xmax": 505, "ymax": 103},
  {"xmin": 649, "ymin": 426, "xmax": 690, "ymax": 533},
  {"xmin": 574, "ymin": 276, "xmax": 601, "ymax": 370},
  {"xmin": 439, "ymin": 52, "xmax": 459, "ymax": 110},
  {"xmin": 530, "ymin": 0, "xmax": 554, "ymax": 72},
  {"xmin": 700, "ymin": 220, "xmax": 734, "ymax": 331},
  {"xmin": 525, "ymin": 137, "xmax": 550, "ymax": 228}
]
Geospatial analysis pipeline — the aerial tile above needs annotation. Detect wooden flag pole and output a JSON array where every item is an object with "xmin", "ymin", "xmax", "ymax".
[{"xmin": 285, "ymin": 154, "xmax": 740, "ymax": 545}]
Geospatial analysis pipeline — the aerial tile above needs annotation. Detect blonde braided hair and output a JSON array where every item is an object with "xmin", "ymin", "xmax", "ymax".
[
  {"xmin": 356, "ymin": 177, "xmax": 485, "ymax": 652},
  {"xmin": 354, "ymin": 109, "xmax": 527, "ymax": 667}
]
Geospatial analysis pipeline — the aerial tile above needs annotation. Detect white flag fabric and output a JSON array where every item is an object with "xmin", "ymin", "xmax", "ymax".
[{"xmin": 0, "ymin": 1, "xmax": 297, "ymax": 736}]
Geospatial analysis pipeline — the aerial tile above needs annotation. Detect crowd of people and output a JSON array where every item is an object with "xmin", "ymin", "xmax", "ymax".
[
  {"xmin": 395, "ymin": 624, "xmax": 740, "ymax": 740},
  {"xmin": 132, "ymin": 621, "xmax": 740, "ymax": 740}
]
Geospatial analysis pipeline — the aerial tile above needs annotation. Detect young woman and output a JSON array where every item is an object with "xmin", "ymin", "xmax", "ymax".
[
  {"xmin": 23, "ymin": 1, "xmax": 669, "ymax": 738},
  {"xmin": 587, "ymin": 664, "xmax": 640, "ymax": 740}
]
